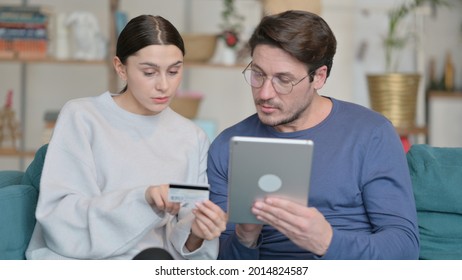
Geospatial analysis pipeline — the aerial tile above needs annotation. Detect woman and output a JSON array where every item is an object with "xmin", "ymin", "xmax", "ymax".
[{"xmin": 26, "ymin": 15, "xmax": 226, "ymax": 260}]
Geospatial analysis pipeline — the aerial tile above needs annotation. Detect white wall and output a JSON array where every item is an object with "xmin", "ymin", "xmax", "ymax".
[
  {"xmin": 1, "ymin": 0, "xmax": 461, "ymax": 170},
  {"xmin": 429, "ymin": 95, "xmax": 462, "ymax": 147},
  {"xmin": 321, "ymin": 0, "xmax": 356, "ymax": 102}
]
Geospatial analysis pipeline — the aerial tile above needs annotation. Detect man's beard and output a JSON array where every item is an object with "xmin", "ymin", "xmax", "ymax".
[{"xmin": 256, "ymin": 99, "xmax": 309, "ymax": 128}]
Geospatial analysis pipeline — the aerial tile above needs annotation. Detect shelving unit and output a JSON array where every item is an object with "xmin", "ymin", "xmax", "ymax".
[
  {"xmin": 0, "ymin": 0, "xmax": 119, "ymax": 169},
  {"xmin": 0, "ymin": 0, "xmax": 251, "ymax": 170},
  {"xmin": 0, "ymin": 58, "xmax": 112, "ymax": 160}
]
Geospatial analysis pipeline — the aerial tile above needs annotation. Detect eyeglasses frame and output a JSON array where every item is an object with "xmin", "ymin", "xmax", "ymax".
[{"xmin": 241, "ymin": 61, "xmax": 316, "ymax": 95}]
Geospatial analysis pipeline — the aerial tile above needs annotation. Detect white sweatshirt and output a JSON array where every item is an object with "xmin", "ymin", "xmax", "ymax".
[{"xmin": 26, "ymin": 92, "xmax": 216, "ymax": 260}]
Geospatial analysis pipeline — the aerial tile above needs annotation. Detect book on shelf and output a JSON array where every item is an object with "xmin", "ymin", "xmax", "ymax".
[
  {"xmin": 0, "ymin": 27, "xmax": 47, "ymax": 39},
  {"xmin": 0, "ymin": 5, "xmax": 48, "ymax": 24},
  {"xmin": 0, "ymin": 5, "xmax": 49, "ymax": 59}
]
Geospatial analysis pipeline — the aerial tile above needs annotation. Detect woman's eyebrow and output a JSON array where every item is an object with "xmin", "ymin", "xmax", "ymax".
[
  {"xmin": 170, "ymin": 61, "xmax": 183, "ymax": 67},
  {"xmin": 139, "ymin": 61, "xmax": 183, "ymax": 68},
  {"xmin": 139, "ymin": 62, "xmax": 158, "ymax": 68}
]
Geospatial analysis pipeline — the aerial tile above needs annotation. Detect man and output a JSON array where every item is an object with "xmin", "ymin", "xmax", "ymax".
[{"xmin": 207, "ymin": 10, "xmax": 419, "ymax": 259}]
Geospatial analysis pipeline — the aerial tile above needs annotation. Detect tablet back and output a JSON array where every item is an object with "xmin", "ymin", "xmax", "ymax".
[{"xmin": 228, "ymin": 136, "xmax": 314, "ymax": 224}]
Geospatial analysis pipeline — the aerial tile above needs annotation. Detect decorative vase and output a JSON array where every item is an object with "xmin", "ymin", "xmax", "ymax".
[
  {"xmin": 367, "ymin": 73, "xmax": 421, "ymax": 128},
  {"xmin": 210, "ymin": 38, "xmax": 237, "ymax": 65},
  {"xmin": 221, "ymin": 46, "xmax": 237, "ymax": 65}
]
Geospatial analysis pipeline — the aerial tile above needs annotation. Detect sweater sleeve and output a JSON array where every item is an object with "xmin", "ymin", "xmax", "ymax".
[
  {"xmin": 321, "ymin": 123, "xmax": 420, "ymax": 260},
  {"xmin": 35, "ymin": 102, "xmax": 167, "ymax": 259}
]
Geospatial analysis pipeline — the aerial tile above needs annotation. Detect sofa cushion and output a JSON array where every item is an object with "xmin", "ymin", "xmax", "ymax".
[
  {"xmin": 407, "ymin": 144, "xmax": 462, "ymax": 260},
  {"xmin": 0, "ymin": 170, "xmax": 24, "ymax": 188},
  {"xmin": 0, "ymin": 144, "xmax": 47, "ymax": 260},
  {"xmin": 20, "ymin": 144, "xmax": 48, "ymax": 191},
  {"xmin": 0, "ymin": 184, "xmax": 38, "ymax": 259}
]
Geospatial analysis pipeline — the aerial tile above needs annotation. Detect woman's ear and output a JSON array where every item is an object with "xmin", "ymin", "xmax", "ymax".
[{"xmin": 113, "ymin": 56, "xmax": 127, "ymax": 81}]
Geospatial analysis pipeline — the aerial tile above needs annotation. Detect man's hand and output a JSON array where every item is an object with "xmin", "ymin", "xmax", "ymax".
[{"xmin": 252, "ymin": 196, "xmax": 333, "ymax": 256}]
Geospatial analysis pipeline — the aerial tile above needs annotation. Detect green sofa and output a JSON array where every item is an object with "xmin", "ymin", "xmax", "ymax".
[
  {"xmin": 0, "ymin": 144, "xmax": 47, "ymax": 259},
  {"xmin": 0, "ymin": 144, "xmax": 461, "ymax": 259},
  {"xmin": 407, "ymin": 144, "xmax": 462, "ymax": 260}
]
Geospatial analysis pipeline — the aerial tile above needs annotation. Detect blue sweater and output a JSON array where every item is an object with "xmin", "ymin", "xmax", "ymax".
[{"xmin": 207, "ymin": 97, "xmax": 420, "ymax": 259}]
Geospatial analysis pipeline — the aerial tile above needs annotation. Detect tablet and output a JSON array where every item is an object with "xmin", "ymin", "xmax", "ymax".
[{"xmin": 227, "ymin": 136, "xmax": 314, "ymax": 224}]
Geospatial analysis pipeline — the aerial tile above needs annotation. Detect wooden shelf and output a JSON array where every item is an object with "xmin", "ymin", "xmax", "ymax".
[
  {"xmin": 428, "ymin": 91, "xmax": 462, "ymax": 99},
  {"xmin": 0, "ymin": 57, "xmax": 107, "ymax": 65},
  {"xmin": 0, "ymin": 148, "xmax": 36, "ymax": 157},
  {"xmin": 395, "ymin": 126, "xmax": 428, "ymax": 137},
  {"xmin": 184, "ymin": 61, "xmax": 247, "ymax": 69},
  {"xmin": 1, "ymin": 57, "xmax": 247, "ymax": 69}
]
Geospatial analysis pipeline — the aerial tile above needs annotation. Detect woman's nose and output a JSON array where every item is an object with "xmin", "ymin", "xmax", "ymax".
[{"xmin": 155, "ymin": 74, "xmax": 168, "ymax": 92}]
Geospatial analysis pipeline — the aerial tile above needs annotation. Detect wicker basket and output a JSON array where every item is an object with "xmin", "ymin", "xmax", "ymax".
[
  {"xmin": 182, "ymin": 34, "xmax": 217, "ymax": 63},
  {"xmin": 367, "ymin": 73, "xmax": 420, "ymax": 128},
  {"xmin": 170, "ymin": 96, "xmax": 202, "ymax": 119},
  {"xmin": 262, "ymin": 0, "xmax": 321, "ymax": 15}
]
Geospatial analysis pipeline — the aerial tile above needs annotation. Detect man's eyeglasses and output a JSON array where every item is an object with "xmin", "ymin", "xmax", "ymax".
[{"xmin": 242, "ymin": 61, "xmax": 313, "ymax": 95}]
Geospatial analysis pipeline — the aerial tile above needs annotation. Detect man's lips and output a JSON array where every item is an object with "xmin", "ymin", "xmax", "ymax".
[{"xmin": 259, "ymin": 103, "xmax": 278, "ymax": 114}]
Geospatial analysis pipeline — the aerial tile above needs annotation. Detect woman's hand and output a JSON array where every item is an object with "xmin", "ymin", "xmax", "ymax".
[
  {"xmin": 185, "ymin": 200, "xmax": 227, "ymax": 251},
  {"xmin": 145, "ymin": 185, "xmax": 180, "ymax": 215}
]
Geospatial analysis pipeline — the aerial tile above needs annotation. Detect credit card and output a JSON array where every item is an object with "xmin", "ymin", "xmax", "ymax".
[{"xmin": 168, "ymin": 183, "xmax": 210, "ymax": 204}]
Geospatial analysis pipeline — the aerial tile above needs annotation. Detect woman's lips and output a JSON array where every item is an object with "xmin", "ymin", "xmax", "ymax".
[{"xmin": 153, "ymin": 96, "xmax": 169, "ymax": 104}]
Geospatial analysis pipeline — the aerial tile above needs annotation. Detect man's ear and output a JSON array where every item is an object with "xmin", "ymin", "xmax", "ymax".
[
  {"xmin": 113, "ymin": 56, "xmax": 127, "ymax": 81},
  {"xmin": 313, "ymin": 65, "xmax": 328, "ymax": 90}
]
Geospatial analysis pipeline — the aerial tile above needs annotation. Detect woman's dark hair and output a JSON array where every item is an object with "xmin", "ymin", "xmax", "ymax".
[
  {"xmin": 116, "ymin": 15, "xmax": 185, "ymax": 92},
  {"xmin": 249, "ymin": 10, "xmax": 336, "ymax": 81}
]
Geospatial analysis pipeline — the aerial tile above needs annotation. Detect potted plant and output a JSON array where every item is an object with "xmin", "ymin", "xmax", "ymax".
[
  {"xmin": 211, "ymin": 0, "xmax": 244, "ymax": 65},
  {"xmin": 367, "ymin": 0, "xmax": 449, "ymax": 129}
]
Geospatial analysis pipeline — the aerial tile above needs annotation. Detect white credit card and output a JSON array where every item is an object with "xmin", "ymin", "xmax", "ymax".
[{"xmin": 168, "ymin": 183, "xmax": 210, "ymax": 204}]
